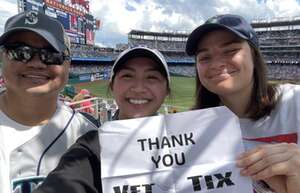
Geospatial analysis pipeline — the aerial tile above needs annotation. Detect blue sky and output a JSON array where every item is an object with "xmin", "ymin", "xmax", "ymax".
[{"xmin": 1, "ymin": 0, "xmax": 300, "ymax": 47}]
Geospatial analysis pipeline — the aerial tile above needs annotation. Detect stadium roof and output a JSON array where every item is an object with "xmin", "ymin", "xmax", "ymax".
[{"xmin": 129, "ymin": 30, "xmax": 189, "ymax": 38}]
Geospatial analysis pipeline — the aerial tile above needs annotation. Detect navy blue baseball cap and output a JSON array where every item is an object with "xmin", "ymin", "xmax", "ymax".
[
  {"xmin": 0, "ymin": 10, "xmax": 70, "ymax": 54},
  {"xmin": 185, "ymin": 14, "xmax": 259, "ymax": 56}
]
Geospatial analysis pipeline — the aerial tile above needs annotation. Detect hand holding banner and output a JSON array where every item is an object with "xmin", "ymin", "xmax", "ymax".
[{"xmin": 99, "ymin": 106, "xmax": 253, "ymax": 193}]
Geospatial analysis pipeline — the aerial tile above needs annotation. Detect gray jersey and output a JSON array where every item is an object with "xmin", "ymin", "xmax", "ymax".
[{"xmin": 0, "ymin": 102, "xmax": 98, "ymax": 193}]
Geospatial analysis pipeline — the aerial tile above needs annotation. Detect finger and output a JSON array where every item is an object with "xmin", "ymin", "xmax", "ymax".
[
  {"xmin": 251, "ymin": 161, "xmax": 289, "ymax": 180},
  {"xmin": 252, "ymin": 147, "xmax": 299, "ymax": 180},
  {"xmin": 237, "ymin": 145, "xmax": 262, "ymax": 159},
  {"xmin": 237, "ymin": 145, "xmax": 286, "ymax": 168},
  {"xmin": 238, "ymin": 144, "xmax": 279, "ymax": 159},
  {"xmin": 242, "ymin": 150, "xmax": 293, "ymax": 176}
]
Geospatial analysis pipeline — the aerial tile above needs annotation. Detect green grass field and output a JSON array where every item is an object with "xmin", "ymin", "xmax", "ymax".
[
  {"xmin": 72, "ymin": 76, "xmax": 196, "ymax": 111},
  {"xmin": 71, "ymin": 76, "xmax": 297, "ymax": 112}
]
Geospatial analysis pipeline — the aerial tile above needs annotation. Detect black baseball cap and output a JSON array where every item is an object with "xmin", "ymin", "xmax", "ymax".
[
  {"xmin": 110, "ymin": 47, "xmax": 170, "ymax": 83},
  {"xmin": 0, "ymin": 10, "xmax": 70, "ymax": 54},
  {"xmin": 186, "ymin": 14, "xmax": 259, "ymax": 56}
]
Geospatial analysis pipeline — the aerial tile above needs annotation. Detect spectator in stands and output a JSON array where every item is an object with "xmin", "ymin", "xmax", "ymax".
[
  {"xmin": 33, "ymin": 47, "xmax": 171, "ymax": 193},
  {"xmin": 0, "ymin": 11, "xmax": 97, "ymax": 193},
  {"xmin": 186, "ymin": 14, "xmax": 300, "ymax": 193},
  {"xmin": 0, "ymin": 76, "xmax": 5, "ymax": 90},
  {"xmin": 71, "ymin": 89, "xmax": 95, "ymax": 115}
]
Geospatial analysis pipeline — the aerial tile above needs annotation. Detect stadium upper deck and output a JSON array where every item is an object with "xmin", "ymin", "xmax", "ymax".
[
  {"xmin": 73, "ymin": 18, "xmax": 300, "ymax": 61},
  {"xmin": 252, "ymin": 16, "xmax": 300, "ymax": 29},
  {"xmin": 70, "ymin": 17, "xmax": 300, "ymax": 80}
]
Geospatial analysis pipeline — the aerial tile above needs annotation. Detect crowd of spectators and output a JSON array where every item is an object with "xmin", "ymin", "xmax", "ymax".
[
  {"xmin": 71, "ymin": 44, "xmax": 118, "ymax": 59},
  {"xmin": 163, "ymin": 52, "xmax": 193, "ymax": 63},
  {"xmin": 58, "ymin": 87, "xmax": 118, "ymax": 125},
  {"xmin": 69, "ymin": 64, "xmax": 197, "ymax": 78},
  {"xmin": 168, "ymin": 65, "xmax": 196, "ymax": 77},
  {"xmin": 264, "ymin": 54, "xmax": 300, "ymax": 64},
  {"xmin": 67, "ymin": 28, "xmax": 300, "ymax": 81},
  {"xmin": 257, "ymin": 30, "xmax": 300, "ymax": 46},
  {"xmin": 0, "ymin": 76, "xmax": 5, "ymax": 91},
  {"xmin": 267, "ymin": 63, "xmax": 300, "ymax": 80},
  {"xmin": 128, "ymin": 39, "xmax": 186, "ymax": 52},
  {"xmin": 69, "ymin": 64, "xmax": 111, "ymax": 75}
]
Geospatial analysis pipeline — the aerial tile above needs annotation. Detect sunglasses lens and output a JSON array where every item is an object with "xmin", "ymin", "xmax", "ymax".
[
  {"xmin": 6, "ymin": 45, "xmax": 33, "ymax": 62},
  {"xmin": 21, "ymin": 47, "xmax": 34, "ymax": 61},
  {"xmin": 40, "ymin": 50, "xmax": 64, "ymax": 65},
  {"xmin": 4, "ymin": 44, "xmax": 66, "ymax": 65}
]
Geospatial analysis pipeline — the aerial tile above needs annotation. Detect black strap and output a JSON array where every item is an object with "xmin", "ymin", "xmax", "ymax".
[{"xmin": 36, "ymin": 109, "xmax": 76, "ymax": 176}]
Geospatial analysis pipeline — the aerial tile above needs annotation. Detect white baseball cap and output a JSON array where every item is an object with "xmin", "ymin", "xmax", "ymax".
[{"xmin": 110, "ymin": 47, "xmax": 170, "ymax": 83}]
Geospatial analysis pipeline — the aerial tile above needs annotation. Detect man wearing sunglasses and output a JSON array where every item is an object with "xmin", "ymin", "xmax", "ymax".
[{"xmin": 0, "ymin": 11, "xmax": 97, "ymax": 193}]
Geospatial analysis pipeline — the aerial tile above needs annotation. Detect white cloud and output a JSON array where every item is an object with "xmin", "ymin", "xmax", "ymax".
[
  {"xmin": 91, "ymin": 0, "xmax": 132, "ymax": 33},
  {"xmin": 265, "ymin": 0, "xmax": 300, "ymax": 17},
  {"xmin": 0, "ymin": 0, "xmax": 18, "ymax": 32},
  {"xmin": 0, "ymin": 0, "xmax": 18, "ymax": 14}
]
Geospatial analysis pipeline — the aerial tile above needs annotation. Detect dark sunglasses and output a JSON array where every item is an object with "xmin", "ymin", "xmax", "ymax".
[{"xmin": 1, "ymin": 44, "xmax": 70, "ymax": 65}]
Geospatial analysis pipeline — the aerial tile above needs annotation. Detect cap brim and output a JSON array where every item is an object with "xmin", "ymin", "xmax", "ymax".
[
  {"xmin": 0, "ymin": 28, "xmax": 65, "ymax": 53},
  {"xmin": 185, "ymin": 23, "xmax": 249, "ymax": 56}
]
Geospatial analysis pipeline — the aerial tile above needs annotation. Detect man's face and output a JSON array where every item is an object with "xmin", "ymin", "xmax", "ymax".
[{"xmin": 1, "ymin": 31, "xmax": 70, "ymax": 98}]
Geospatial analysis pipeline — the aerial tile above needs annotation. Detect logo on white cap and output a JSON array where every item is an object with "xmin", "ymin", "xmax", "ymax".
[{"xmin": 25, "ymin": 11, "xmax": 38, "ymax": 25}]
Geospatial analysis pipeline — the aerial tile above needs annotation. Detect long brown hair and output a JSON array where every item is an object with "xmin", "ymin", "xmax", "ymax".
[{"xmin": 193, "ymin": 45, "xmax": 278, "ymax": 120}]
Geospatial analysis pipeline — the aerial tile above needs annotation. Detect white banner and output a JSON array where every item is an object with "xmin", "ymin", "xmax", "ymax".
[{"xmin": 99, "ymin": 106, "xmax": 253, "ymax": 193}]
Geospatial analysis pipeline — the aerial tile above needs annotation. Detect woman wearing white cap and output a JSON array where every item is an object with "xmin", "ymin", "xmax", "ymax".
[
  {"xmin": 186, "ymin": 14, "xmax": 300, "ymax": 193},
  {"xmin": 32, "ymin": 46, "xmax": 171, "ymax": 193}
]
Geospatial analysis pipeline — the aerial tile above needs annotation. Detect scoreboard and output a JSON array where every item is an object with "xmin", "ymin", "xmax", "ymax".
[{"xmin": 18, "ymin": 0, "xmax": 99, "ymax": 45}]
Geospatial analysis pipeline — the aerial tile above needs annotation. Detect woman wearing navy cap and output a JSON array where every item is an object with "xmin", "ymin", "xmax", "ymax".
[{"xmin": 186, "ymin": 14, "xmax": 300, "ymax": 193}]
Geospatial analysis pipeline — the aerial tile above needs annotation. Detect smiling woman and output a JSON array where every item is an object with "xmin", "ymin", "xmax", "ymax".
[
  {"xmin": 32, "ymin": 46, "xmax": 171, "ymax": 193},
  {"xmin": 186, "ymin": 14, "xmax": 300, "ymax": 193},
  {"xmin": 195, "ymin": 29, "xmax": 255, "ymax": 115},
  {"xmin": 109, "ymin": 47, "xmax": 170, "ymax": 120}
]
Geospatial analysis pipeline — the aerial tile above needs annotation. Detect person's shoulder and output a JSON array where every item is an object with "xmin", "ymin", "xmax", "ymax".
[
  {"xmin": 275, "ymin": 83, "xmax": 300, "ymax": 107},
  {"xmin": 57, "ymin": 130, "xmax": 99, "ymax": 161},
  {"xmin": 33, "ymin": 130, "xmax": 102, "ymax": 193},
  {"xmin": 79, "ymin": 112, "xmax": 100, "ymax": 127},
  {"xmin": 278, "ymin": 83, "xmax": 300, "ymax": 89},
  {"xmin": 56, "ymin": 101, "xmax": 73, "ymax": 113},
  {"xmin": 75, "ymin": 130, "xmax": 100, "ymax": 159},
  {"xmin": 57, "ymin": 102, "xmax": 98, "ymax": 132},
  {"xmin": 77, "ymin": 130, "xmax": 99, "ymax": 145},
  {"xmin": 58, "ymin": 102, "xmax": 95, "ymax": 123},
  {"xmin": 75, "ymin": 111, "xmax": 99, "ymax": 128},
  {"xmin": 278, "ymin": 83, "xmax": 300, "ymax": 96}
]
